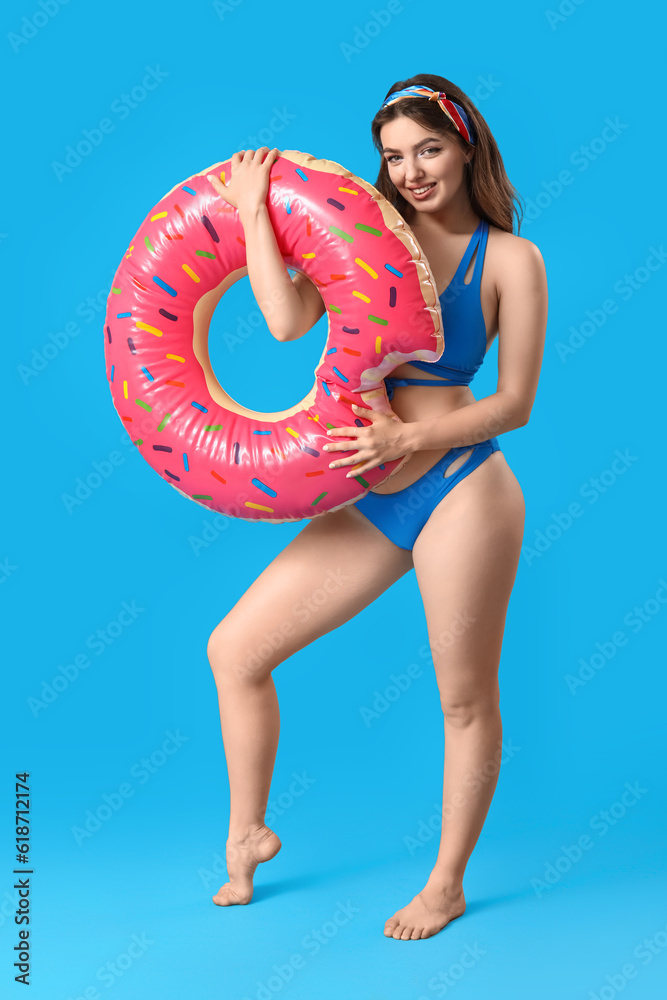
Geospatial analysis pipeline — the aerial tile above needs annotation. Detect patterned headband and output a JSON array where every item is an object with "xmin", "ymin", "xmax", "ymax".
[{"xmin": 380, "ymin": 85, "xmax": 476, "ymax": 146}]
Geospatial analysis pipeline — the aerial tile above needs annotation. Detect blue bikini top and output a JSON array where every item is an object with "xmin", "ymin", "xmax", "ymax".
[{"xmin": 406, "ymin": 218, "xmax": 490, "ymax": 386}]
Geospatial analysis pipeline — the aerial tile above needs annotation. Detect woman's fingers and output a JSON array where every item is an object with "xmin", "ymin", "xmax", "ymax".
[
  {"xmin": 248, "ymin": 147, "xmax": 279, "ymax": 164},
  {"xmin": 248, "ymin": 146, "xmax": 272, "ymax": 167},
  {"xmin": 206, "ymin": 172, "xmax": 236, "ymax": 207},
  {"xmin": 206, "ymin": 173, "xmax": 227, "ymax": 193},
  {"xmin": 206, "ymin": 147, "xmax": 280, "ymax": 210},
  {"xmin": 226, "ymin": 147, "xmax": 279, "ymax": 181},
  {"xmin": 324, "ymin": 433, "xmax": 361, "ymax": 452}
]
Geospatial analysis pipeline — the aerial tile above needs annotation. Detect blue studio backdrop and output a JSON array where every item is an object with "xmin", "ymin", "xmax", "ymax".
[{"xmin": 3, "ymin": 1, "xmax": 666, "ymax": 998}]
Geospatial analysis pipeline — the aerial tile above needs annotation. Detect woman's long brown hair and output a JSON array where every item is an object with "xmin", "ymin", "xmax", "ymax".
[{"xmin": 371, "ymin": 73, "xmax": 524, "ymax": 234}]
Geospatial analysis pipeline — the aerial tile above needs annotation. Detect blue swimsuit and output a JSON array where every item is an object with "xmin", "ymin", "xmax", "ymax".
[{"xmin": 353, "ymin": 217, "xmax": 500, "ymax": 551}]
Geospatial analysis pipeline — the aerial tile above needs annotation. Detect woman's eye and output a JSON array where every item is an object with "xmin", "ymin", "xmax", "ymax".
[{"xmin": 386, "ymin": 147, "xmax": 441, "ymax": 165}]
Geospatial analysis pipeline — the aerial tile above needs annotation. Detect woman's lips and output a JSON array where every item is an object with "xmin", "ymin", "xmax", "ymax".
[{"xmin": 409, "ymin": 183, "xmax": 436, "ymax": 200}]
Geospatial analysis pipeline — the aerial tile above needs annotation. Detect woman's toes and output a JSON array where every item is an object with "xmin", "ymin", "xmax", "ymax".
[
  {"xmin": 212, "ymin": 882, "xmax": 251, "ymax": 906},
  {"xmin": 212, "ymin": 884, "xmax": 231, "ymax": 905},
  {"xmin": 400, "ymin": 926, "xmax": 412, "ymax": 941}
]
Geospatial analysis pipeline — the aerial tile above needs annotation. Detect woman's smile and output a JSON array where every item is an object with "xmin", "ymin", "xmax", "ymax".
[{"xmin": 408, "ymin": 181, "xmax": 437, "ymax": 199}]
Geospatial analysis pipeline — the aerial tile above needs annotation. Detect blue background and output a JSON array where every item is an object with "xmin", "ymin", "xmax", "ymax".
[{"xmin": 3, "ymin": 1, "xmax": 666, "ymax": 998}]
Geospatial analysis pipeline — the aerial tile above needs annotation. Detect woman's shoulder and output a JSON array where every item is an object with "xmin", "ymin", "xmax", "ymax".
[
  {"xmin": 486, "ymin": 222, "xmax": 546, "ymax": 290},
  {"xmin": 487, "ymin": 222, "xmax": 544, "ymax": 262}
]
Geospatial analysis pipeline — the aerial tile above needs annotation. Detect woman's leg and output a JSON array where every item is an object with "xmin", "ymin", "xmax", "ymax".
[
  {"xmin": 207, "ymin": 503, "xmax": 414, "ymax": 905},
  {"xmin": 384, "ymin": 451, "xmax": 526, "ymax": 940}
]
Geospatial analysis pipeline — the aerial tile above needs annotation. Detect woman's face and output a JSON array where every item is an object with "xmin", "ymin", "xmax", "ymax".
[{"xmin": 380, "ymin": 116, "xmax": 471, "ymax": 215}]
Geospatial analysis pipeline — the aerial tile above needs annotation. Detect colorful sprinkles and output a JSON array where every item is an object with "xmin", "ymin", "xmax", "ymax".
[{"xmin": 105, "ymin": 157, "xmax": 432, "ymax": 519}]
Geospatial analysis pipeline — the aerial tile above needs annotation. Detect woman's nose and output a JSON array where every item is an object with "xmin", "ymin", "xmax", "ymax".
[{"xmin": 403, "ymin": 160, "xmax": 425, "ymax": 182}]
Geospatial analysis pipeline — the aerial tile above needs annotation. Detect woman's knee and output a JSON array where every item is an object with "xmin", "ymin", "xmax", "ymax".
[
  {"xmin": 438, "ymin": 684, "xmax": 500, "ymax": 726},
  {"xmin": 207, "ymin": 620, "xmax": 279, "ymax": 685}
]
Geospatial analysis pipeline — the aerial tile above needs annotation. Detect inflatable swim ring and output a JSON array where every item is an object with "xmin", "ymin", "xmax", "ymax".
[{"xmin": 103, "ymin": 150, "xmax": 443, "ymax": 523}]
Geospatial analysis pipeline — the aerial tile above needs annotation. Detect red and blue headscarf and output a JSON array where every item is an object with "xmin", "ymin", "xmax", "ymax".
[{"xmin": 380, "ymin": 85, "xmax": 477, "ymax": 146}]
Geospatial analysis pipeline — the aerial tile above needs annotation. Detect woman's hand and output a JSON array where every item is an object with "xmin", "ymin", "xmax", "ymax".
[
  {"xmin": 323, "ymin": 403, "xmax": 413, "ymax": 477},
  {"xmin": 206, "ymin": 147, "xmax": 280, "ymax": 217}
]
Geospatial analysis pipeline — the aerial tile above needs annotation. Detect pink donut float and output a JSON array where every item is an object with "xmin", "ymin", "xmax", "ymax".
[{"xmin": 103, "ymin": 150, "xmax": 443, "ymax": 523}]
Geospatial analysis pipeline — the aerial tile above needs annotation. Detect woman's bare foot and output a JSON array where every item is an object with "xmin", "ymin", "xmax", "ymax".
[
  {"xmin": 384, "ymin": 878, "xmax": 466, "ymax": 940},
  {"xmin": 212, "ymin": 825, "xmax": 282, "ymax": 906}
]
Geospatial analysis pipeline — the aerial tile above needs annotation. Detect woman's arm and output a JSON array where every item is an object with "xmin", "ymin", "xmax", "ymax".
[
  {"xmin": 239, "ymin": 205, "xmax": 325, "ymax": 341},
  {"xmin": 403, "ymin": 238, "xmax": 548, "ymax": 453},
  {"xmin": 207, "ymin": 149, "xmax": 325, "ymax": 342}
]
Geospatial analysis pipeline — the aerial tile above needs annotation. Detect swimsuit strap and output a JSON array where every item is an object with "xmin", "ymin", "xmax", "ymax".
[
  {"xmin": 384, "ymin": 375, "xmax": 456, "ymax": 400},
  {"xmin": 385, "ymin": 377, "xmax": 453, "ymax": 387},
  {"xmin": 469, "ymin": 218, "xmax": 489, "ymax": 288},
  {"xmin": 447, "ymin": 219, "xmax": 484, "ymax": 291}
]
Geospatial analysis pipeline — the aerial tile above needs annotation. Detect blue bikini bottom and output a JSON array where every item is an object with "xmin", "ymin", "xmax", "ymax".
[{"xmin": 354, "ymin": 437, "xmax": 501, "ymax": 551}]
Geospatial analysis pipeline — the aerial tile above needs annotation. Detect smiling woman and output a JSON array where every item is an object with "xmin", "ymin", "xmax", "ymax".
[
  {"xmin": 204, "ymin": 73, "xmax": 548, "ymax": 945},
  {"xmin": 372, "ymin": 79, "xmax": 521, "ymax": 229},
  {"xmin": 340, "ymin": 78, "xmax": 541, "ymax": 498}
]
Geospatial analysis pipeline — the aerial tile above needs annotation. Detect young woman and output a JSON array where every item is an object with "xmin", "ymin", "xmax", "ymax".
[{"xmin": 205, "ymin": 73, "xmax": 547, "ymax": 941}]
